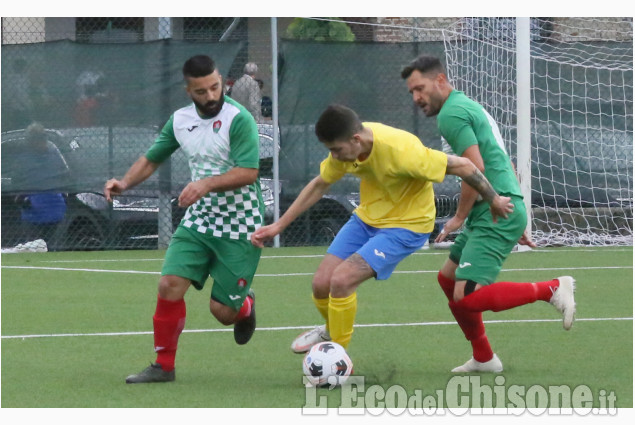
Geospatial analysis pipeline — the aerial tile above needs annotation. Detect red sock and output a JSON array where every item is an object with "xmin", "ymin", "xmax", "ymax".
[
  {"xmin": 439, "ymin": 272, "xmax": 493, "ymax": 363},
  {"xmin": 153, "ymin": 295, "xmax": 186, "ymax": 372},
  {"xmin": 449, "ymin": 301, "xmax": 494, "ymax": 363},
  {"xmin": 437, "ymin": 272, "xmax": 455, "ymax": 301},
  {"xmin": 457, "ymin": 279, "xmax": 560, "ymax": 313},
  {"xmin": 235, "ymin": 295, "xmax": 253, "ymax": 321}
]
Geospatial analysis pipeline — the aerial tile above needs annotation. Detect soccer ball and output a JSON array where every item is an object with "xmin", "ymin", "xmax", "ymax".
[{"xmin": 302, "ymin": 341, "xmax": 353, "ymax": 387}]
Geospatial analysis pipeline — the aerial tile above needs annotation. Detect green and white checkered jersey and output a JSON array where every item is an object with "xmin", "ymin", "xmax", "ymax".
[{"xmin": 145, "ymin": 97, "xmax": 264, "ymax": 240}]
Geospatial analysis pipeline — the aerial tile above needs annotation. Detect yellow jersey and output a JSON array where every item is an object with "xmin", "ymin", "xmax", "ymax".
[{"xmin": 319, "ymin": 122, "xmax": 448, "ymax": 233}]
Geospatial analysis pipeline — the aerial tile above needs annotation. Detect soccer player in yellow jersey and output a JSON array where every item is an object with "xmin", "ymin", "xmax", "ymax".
[{"xmin": 251, "ymin": 104, "xmax": 513, "ymax": 353}]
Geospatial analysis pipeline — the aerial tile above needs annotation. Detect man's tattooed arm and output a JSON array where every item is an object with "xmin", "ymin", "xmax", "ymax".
[
  {"xmin": 445, "ymin": 154, "xmax": 514, "ymax": 221},
  {"xmin": 445, "ymin": 155, "xmax": 497, "ymax": 202}
]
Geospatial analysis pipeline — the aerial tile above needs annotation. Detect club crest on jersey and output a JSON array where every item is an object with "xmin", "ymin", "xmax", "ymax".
[
  {"xmin": 237, "ymin": 278, "xmax": 247, "ymax": 288},
  {"xmin": 213, "ymin": 120, "xmax": 222, "ymax": 133}
]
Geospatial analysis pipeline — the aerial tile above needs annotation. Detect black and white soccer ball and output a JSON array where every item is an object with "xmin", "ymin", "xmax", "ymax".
[{"xmin": 302, "ymin": 341, "xmax": 353, "ymax": 387}]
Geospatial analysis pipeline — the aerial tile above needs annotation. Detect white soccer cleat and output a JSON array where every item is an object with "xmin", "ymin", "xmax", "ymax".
[
  {"xmin": 549, "ymin": 276, "xmax": 576, "ymax": 330},
  {"xmin": 291, "ymin": 325, "xmax": 331, "ymax": 354},
  {"xmin": 451, "ymin": 354, "xmax": 503, "ymax": 373}
]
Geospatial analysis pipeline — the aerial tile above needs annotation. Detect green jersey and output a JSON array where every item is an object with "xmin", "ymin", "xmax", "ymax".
[
  {"xmin": 145, "ymin": 96, "xmax": 264, "ymax": 241},
  {"xmin": 437, "ymin": 90, "xmax": 522, "ymax": 198}
]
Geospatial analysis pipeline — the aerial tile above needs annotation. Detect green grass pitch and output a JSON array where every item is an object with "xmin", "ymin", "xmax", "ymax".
[{"xmin": 1, "ymin": 245, "xmax": 632, "ymax": 412}]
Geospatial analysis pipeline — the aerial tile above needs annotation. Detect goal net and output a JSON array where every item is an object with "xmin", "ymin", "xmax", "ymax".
[{"xmin": 442, "ymin": 17, "xmax": 633, "ymax": 246}]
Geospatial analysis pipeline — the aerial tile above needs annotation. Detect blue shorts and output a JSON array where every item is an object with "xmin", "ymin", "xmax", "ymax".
[{"xmin": 326, "ymin": 214, "xmax": 430, "ymax": 280}]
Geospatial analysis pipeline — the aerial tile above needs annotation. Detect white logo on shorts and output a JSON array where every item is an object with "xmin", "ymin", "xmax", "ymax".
[
  {"xmin": 374, "ymin": 249, "xmax": 386, "ymax": 259},
  {"xmin": 229, "ymin": 294, "xmax": 242, "ymax": 301},
  {"xmin": 459, "ymin": 262, "xmax": 472, "ymax": 269}
]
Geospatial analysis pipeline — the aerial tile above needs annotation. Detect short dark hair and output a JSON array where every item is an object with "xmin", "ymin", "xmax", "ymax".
[
  {"xmin": 182, "ymin": 55, "xmax": 217, "ymax": 79},
  {"xmin": 315, "ymin": 104, "xmax": 363, "ymax": 143},
  {"xmin": 401, "ymin": 55, "xmax": 445, "ymax": 79}
]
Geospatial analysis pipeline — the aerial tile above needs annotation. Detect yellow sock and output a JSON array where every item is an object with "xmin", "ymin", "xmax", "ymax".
[
  {"xmin": 312, "ymin": 294, "xmax": 330, "ymax": 331},
  {"xmin": 328, "ymin": 292, "xmax": 357, "ymax": 349}
]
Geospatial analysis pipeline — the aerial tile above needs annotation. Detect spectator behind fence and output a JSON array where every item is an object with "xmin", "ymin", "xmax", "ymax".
[
  {"xmin": 255, "ymin": 78, "xmax": 272, "ymax": 119},
  {"xmin": 74, "ymin": 70, "xmax": 118, "ymax": 127},
  {"xmin": 230, "ymin": 62, "xmax": 262, "ymax": 122},
  {"xmin": 17, "ymin": 123, "xmax": 69, "ymax": 246}
]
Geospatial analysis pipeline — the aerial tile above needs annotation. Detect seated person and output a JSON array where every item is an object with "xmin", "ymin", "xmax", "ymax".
[{"xmin": 14, "ymin": 123, "xmax": 69, "ymax": 244}]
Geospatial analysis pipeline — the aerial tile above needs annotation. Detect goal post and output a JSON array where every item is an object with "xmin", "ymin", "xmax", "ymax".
[
  {"xmin": 516, "ymin": 17, "xmax": 532, "ymax": 237},
  {"xmin": 442, "ymin": 17, "xmax": 633, "ymax": 246}
]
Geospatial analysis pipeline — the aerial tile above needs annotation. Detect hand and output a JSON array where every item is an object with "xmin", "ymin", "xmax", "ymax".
[
  {"xmin": 518, "ymin": 228, "xmax": 537, "ymax": 248},
  {"xmin": 178, "ymin": 180, "xmax": 210, "ymax": 208},
  {"xmin": 104, "ymin": 178, "xmax": 127, "ymax": 202},
  {"xmin": 490, "ymin": 195, "xmax": 514, "ymax": 223},
  {"xmin": 251, "ymin": 223, "xmax": 283, "ymax": 248},
  {"xmin": 434, "ymin": 215, "xmax": 465, "ymax": 243}
]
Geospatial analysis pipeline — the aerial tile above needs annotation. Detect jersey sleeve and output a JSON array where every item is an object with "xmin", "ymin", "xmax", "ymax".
[
  {"xmin": 397, "ymin": 144, "xmax": 448, "ymax": 183},
  {"xmin": 145, "ymin": 115, "xmax": 180, "ymax": 163},
  {"xmin": 319, "ymin": 154, "xmax": 346, "ymax": 184},
  {"xmin": 437, "ymin": 108, "xmax": 479, "ymax": 156},
  {"xmin": 228, "ymin": 110, "xmax": 260, "ymax": 169}
]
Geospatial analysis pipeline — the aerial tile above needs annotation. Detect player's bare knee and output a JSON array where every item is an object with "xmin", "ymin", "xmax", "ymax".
[
  {"xmin": 158, "ymin": 275, "xmax": 190, "ymax": 301},
  {"xmin": 329, "ymin": 273, "xmax": 356, "ymax": 298},
  {"xmin": 312, "ymin": 274, "xmax": 331, "ymax": 299}
]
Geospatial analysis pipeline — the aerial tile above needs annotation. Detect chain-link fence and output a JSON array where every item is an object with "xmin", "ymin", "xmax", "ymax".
[{"xmin": 1, "ymin": 17, "xmax": 632, "ymax": 251}]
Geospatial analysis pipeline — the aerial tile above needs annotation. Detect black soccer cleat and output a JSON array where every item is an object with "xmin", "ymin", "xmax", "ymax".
[
  {"xmin": 125, "ymin": 363, "xmax": 175, "ymax": 384},
  {"xmin": 234, "ymin": 289, "xmax": 256, "ymax": 345}
]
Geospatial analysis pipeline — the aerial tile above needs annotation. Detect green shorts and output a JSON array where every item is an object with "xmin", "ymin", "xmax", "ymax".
[
  {"xmin": 162, "ymin": 225, "xmax": 261, "ymax": 310},
  {"xmin": 449, "ymin": 196, "xmax": 526, "ymax": 285}
]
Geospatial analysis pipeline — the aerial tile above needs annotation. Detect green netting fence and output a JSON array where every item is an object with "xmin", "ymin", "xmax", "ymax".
[{"xmin": 1, "ymin": 17, "xmax": 632, "ymax": 251}]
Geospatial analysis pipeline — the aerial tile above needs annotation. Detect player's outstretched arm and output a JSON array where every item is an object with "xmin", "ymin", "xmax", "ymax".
[
  {"xmin": 445, "ymin": 155, "xmax": 513, "ymax": 222},
  {"xmin": 251, "ymin": 175, "xmax": 331, "ymax": 248},
  {"xmin": 104, "ymin": 156, "xmax": 160, "ymax": 202}
]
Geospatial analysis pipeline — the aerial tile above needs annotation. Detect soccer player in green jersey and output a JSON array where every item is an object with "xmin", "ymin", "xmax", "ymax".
[
  {"xmin": 402, "ymin": 55, "xmax": 576, "ymax": 372},
  {"xmin": 104, "ymin": 55, "xmax": 264, "ymax": 383},
  {"xmin": 251, "ymin": 104, "xmax": 514, "ymax": 355}
]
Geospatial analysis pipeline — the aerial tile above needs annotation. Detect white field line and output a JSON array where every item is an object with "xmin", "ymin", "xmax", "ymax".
[
  {"xmin": 2, "ymin": 317, "xmax": 631, "ymax": 340},
  {"xmin": 29, "ymin": 246, "xmax": 635, "ymax": 263},
  {"xmin": 1, "ymin": 264, "xmax": 632, "ymax": 277}
]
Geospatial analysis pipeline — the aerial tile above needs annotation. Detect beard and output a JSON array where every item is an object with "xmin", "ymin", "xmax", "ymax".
[
  {"xmin": 418, "ymin": 100, "xmax": 441, "ymax": 117},
  {"xmin": 193, "ymin": 95, "xmax": 225, "ymax": 118}
]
